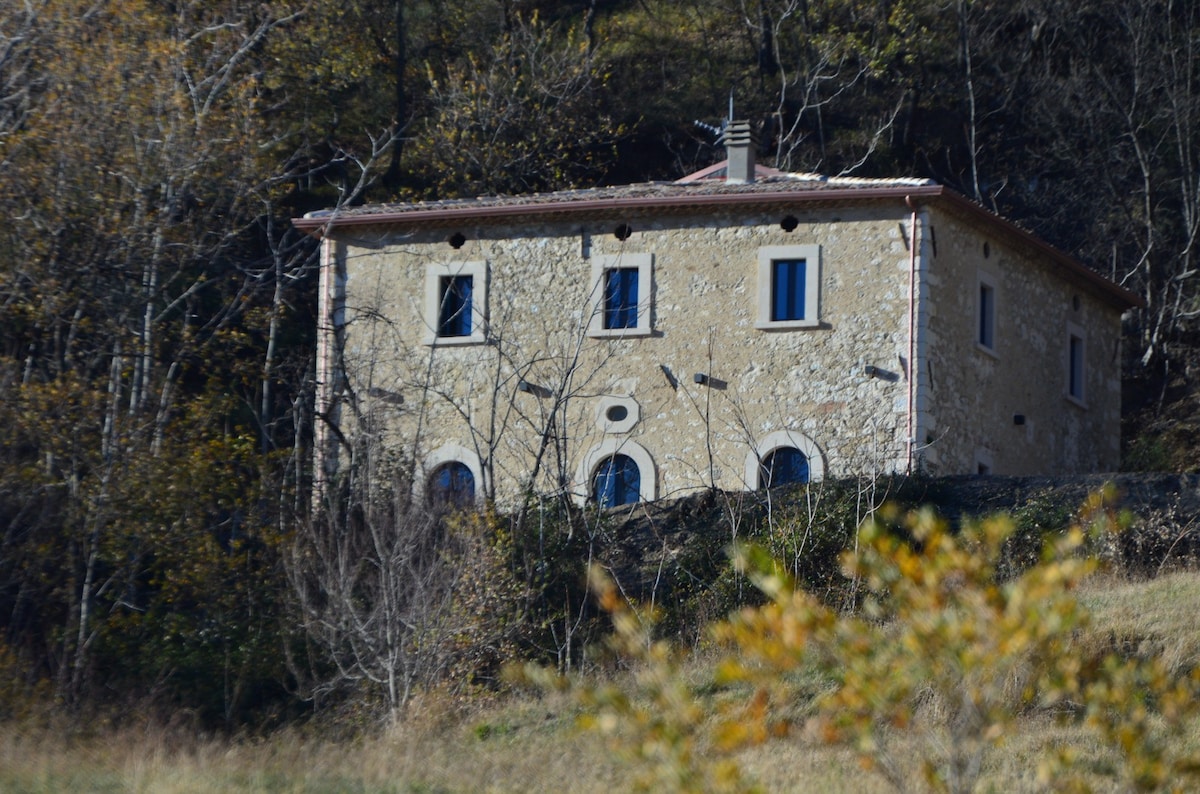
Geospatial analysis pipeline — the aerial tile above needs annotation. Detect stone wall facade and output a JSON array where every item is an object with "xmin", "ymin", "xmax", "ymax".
[
  {"xmin": 321, "ymin": 194, "xmax": 1128, "ymax": 508},
  {"xmin": 918, "ymin": 207, "xmax": 1123, "ymax": 475}
]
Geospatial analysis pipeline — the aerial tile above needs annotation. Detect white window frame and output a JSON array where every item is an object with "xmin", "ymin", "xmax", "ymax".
[
  {"xmin": 755, "ymin": 244, "xmax": 821, "ymax": 330},
  {"xmin": 976, "ymin": 271, "xmax": 998, "ymax": 356},
  {"xmin": 573, "ymin": 438, "xmax": 657, "ymax": 506},
  {"xmin": 743, "ymin": 430, "xmax": 825, "ymax": 489},
  {"xmin": 588, "ymin": 253, "xmax": 654, "ymax": 338},
  {"xmin": 1066, "ymin": 321, "xmax": 1087, "ymax": 407},
  {"xmin": 423, "ymin": 260, "xmax": 488, "ymax": 345},
  {"xmin": 594, "ymin": 395, "xmax": 640, "ymax": 434},
  {"xmin": 415, "ymin": 443, "xmax": 485, "ymax": 507}
]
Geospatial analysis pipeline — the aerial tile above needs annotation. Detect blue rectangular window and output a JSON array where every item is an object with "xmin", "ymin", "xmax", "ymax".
[
  {"xmin": 438, "ymin": 275, "xmax": 473, "ymax": 337},
  {"xmin": 1069, "ymin": 334, "xmax": 1084, "ymax": 399},
  {"xmin": 603, "ymin": 268, "xmax": 639, "ymax": 329},
  {"xmin": 979, "ymin": 283, "xmax": 995, "ymax": 348},
  {"xmin": 771, "ymin": 259, "xmax": 806, "ymax": 322}
]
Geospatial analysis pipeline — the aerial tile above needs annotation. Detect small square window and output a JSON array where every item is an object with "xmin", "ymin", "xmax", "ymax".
[
  {"xmin": 424, "ymin": 261, "xmax": 487, "ymax": 345},
  {"xmin": 589, "ymin": 253, "xmax": 653, "ymax": 337},
  {"xmin": 1067, "ymin": 323, "xmax": 1086, "ymax": 405},
  {"xmin": 756, "ymin": 244, "xmax": 820, "ymax": 330}
]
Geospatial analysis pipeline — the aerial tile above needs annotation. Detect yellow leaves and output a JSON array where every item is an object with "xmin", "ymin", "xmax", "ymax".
[
  {"xmin": 712, "ymin": 693, "xmax": 764, "ymax": 752},
  {"xmin": 569, "ymin": 490, "xmax": 1200, "ymax": 792},
  {"xmin": 559, "ymin": 567, "xmax": 761, "ymax": 793}
]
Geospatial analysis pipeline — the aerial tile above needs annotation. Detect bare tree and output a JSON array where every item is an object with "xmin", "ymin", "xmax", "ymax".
[
  {"xmin": 290, "ymin": 446, "xmax": 460, "ymax": 717},
  {"xmin": 408, "ymin": 9, "xmax": 621, "ymax": 197},
  {"xmin": 1015, "ymin": 0, "xmax": 1200, "ymax": 374}
]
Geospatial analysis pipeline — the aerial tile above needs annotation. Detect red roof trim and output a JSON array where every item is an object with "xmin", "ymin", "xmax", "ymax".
[
  {"xmin": 931, "ymin": 191, "xmax": 1142, "ymax": 310},
  {"xmin": 292, "ymin": 184, "xmax": 945, "ymax": 231}
]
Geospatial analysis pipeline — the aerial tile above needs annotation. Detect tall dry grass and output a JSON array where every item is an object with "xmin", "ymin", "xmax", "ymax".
[
  {"xmin": 1078, "ymin": 570, "xmax": 1200, "ymax": 674},
  {"xmin": 0, "ymin": 702, "xmax": 1163, "ymax": 793},
  {"xmin": 0, "ymin": 690, "xmax": 633, "ymax": 793},
  {"xmin": 4, "ymin": 571, "xmax": 1200, "ymax": 793}
]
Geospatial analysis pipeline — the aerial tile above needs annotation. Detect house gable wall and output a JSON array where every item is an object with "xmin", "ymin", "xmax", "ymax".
[{"xmin": 921, "ymin": 207, "xmax": 1123, "ymax": 474}]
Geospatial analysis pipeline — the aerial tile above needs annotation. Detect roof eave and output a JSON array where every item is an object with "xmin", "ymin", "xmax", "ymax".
[
  {"xmin": 931, "ymin": 192, "xmax": 1143, "ymax": 311},
  {"xmin": 291, "ymin": 184, "xmax": 946, "ymax": 233}
]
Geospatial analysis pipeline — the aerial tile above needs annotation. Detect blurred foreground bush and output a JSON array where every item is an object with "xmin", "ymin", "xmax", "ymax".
[{"xmin": 562, "ymin": 487, "xmax": 1200, "ymax": 793}]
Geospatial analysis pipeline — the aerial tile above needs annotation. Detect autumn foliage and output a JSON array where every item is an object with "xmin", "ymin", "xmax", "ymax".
[
  {"xmin": 576, "ymin": 489, "xmax": 1200, "ymax": 793},
  {"xmin": 3, "ymin": 0, "xmax": 1200, "ymax": 728}
]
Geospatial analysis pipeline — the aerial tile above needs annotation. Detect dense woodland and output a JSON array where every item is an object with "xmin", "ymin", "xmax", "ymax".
[{"xmin": 1, "ymin": 0, "xmax": 1199, "ymax": 727}]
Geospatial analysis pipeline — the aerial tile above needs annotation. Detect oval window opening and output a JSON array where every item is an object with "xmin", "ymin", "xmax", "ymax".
[{"xmin": 605, "ymin": 405, "xmax": 629, "ymax": 422}]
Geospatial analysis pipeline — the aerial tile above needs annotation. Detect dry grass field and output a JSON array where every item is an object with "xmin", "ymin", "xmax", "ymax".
[{"xmin": 3, "ymin": 571, "xmax": 1199, "ymax": 793}]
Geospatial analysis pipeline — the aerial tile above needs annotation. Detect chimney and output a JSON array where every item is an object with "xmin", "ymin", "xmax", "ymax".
[{"xmin": 721, "ymin": 120, "xmax": 756, "ymax": 184}]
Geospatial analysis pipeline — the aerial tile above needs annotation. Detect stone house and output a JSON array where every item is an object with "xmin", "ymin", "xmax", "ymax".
[{"xmin": 297, "ymin": 126, "xmax": 1140, "ymax": 510}]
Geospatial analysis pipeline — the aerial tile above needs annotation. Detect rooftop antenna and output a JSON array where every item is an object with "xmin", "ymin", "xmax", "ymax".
[
  {"xmin": 694, "ymin": 89, "xmax": 736, "ymax": 143},
  {"xmin": 693, "ymin": 117, "xmax": 723, "ymax": 141}
]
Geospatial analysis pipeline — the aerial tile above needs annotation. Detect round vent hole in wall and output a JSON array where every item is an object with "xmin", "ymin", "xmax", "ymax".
[{"xmin": 596, "ymin": 396, "xmax": 640, "ymax": 434}]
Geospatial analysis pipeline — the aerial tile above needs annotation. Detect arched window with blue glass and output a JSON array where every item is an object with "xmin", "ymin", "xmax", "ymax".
[
  {"xmin": 758, "ymin": 446, "xmax": 810, "ymax": 489},
  {"xmin": 428, "ymin": 461, "xmax": 475, "ymax": 508},
  {"xmin": 592, "ymin": 454, "xmax": 641, "ymax": 508},
  {"xmin": 745, "ymin": 431, "xmax": 824, "ymax": 491}
]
